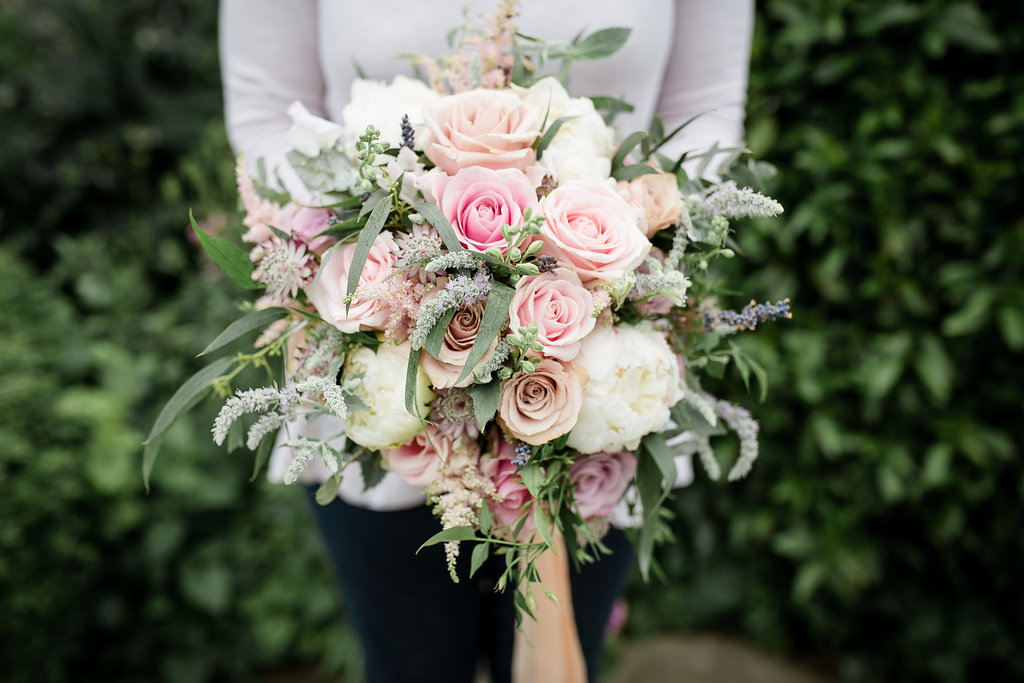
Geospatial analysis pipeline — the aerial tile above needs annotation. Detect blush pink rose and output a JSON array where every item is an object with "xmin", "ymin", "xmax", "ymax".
[
  {"xmin": 433, "ymin": 167, "xmax": 538, "ymax": 254},
  {"xmin": 509, "ymin": 271, "xmax": 596, "ymax": 361},
  {"xmin": 379, "ymin": 425, "xmax": 451, "ymax": 487},
  {"xmin": 286, "ymin": 207, "xmax": 335, "ymax": 255},
  {"xmin": 568, "ymin": 451, "xmax": 637, "ymax": 519},
  {"xmin": 537, "ymin": 180, "xmax": 651, "ymax": 285},
  {"xmin": 421, "ymin": 89, "xmax": 542, "ymax": 175},
  {"xmin": 617, "ymin": 172, "xmax": 683, "ymax": 238},
  {"xmin": 308, "ymin": 231, "xmax": 400, "ymax": 333},
  {"xmin": 498, "ymin": 358, "xmax": 582, "ymax": 445},
  {"xmin": 480, "ymin": 437, "xmax": 533, "ymax": 530},
  {"xmin": 421, "ymin": 300, "xmax": 498, "ymax": 389}
]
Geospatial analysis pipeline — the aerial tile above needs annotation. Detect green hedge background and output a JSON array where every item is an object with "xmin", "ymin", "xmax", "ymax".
[{"xmin": 1, "ymin": 1, "xmax": 1020, "ymax": 682}]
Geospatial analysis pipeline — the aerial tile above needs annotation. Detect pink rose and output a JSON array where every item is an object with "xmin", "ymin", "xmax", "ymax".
[
  {"xmin": 421, "ymin": 300, "xmax": 498, "ymax": 389},
  {"xmin": 379, "ymin": 425, "xmax": 450, "ymax": 487},
  {"xmin": 537, "ymin": 180, "xmax": 651, "ymax": 285},
  {"xmin": 309, "ymin": 231, "xmax": 400, "ymax": 333},
  {"xmin": 286, "ymin": 207, "xmax": 335, "ymax": 255},
  {"xmin": 433, "ymin": 167, "xmax": 538, "ymax": 254},
  {"xmin": 480, "ymin": 437, "xmax": 533, "ymax": 530},
  {"xmin": 509, "ymin": 271, "xmax": 596, "ymax": 361},
  {"xmin": 568, "ymin": 451, "xmax": 637, "ymax": 519},
  {"xmin": 617, "ymin": 172, "xmax": 683, "ymax": 238},
  {"xmin": 498, "ymin": 358, "xmax": 582, "ymax": 445},
  {"xmin": 421, "ymin": 89, "xmax": 542, "ymax": 175}
]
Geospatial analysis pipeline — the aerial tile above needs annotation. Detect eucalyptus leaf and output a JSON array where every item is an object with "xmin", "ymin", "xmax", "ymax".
[
  {"xmin": 454, "ymin": 282, "xmax": 513, "ymax": 385},
  {"xmin": 416, "ymin": 526, "xmax": 479, "ymax": 553},
  {"xmin": 198, "ymin": 307, "xmax": 289, "ymax": 357},
  {"xmin": 424, "ymin": 308, "xmax": 457, "ymax": 359},
  {"xmin": 414, "ymin": 202, "xmax": 464, "ymax": 252},
  {"xmin": 612, "ymin": 163, "xmax": 661, "ymax": 182},
  {"xmin": 574, "ymin": 27, "xmax": 631, "ymax": 60},
  {"xmin": 535, "ymin": 115, "xmax": 579, "ymax": 160},
  {"xmin": 468, "ymin": 380, "xmax": 501, "ymax": 431},
  {"xmin": 189, "ymin": 211, "xmax": 262, "ymax": 290},
  {"xmin": 345, "ymin": 194, "xmax": 393, "ymax": 310},
  {"xmin": 315, "ymin": 472, "xmax": 344, "ymax": 505},
  {"xmin": 611, "ymin": 131, "xmax": 648, "ymax": 172}
]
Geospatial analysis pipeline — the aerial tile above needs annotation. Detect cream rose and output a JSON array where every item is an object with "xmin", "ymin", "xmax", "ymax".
[
  {"xmin": 343, "ymin": 343, "xmax": 434, "ymax": 450},
  {"xmin": 498, "ymin": 358, "xmax": 582, "ymax": 445},
  {"xmin": 420, "ymin": 89, "xmax": 542, "ymax": 175},
  {"xmin": 509, "ymin": 271, "xmax": 595, "ymax": 361},
  {"xmin": 340, "ymin": 76, "xmax": 440, "ymax": 153},
  {"xmin": 379, "ymin": 425, "xmax": 451, "ymax": 487},
  {"xmin": 309, "ymin": 231, "xmax": 400, "ymax": 333},
  {"xmin": 617, "ymin": 172, "xmax": 684, "ymax": 237},
  {"xmin": 567, "ymin": 323, "xmax": 683, "ymax": 454},
  {"xmin": 421, "ymin": 301, "xmax": 499, "ymax": 389},
  {"xmin": 537, "ymin": 180, "xmax": 651, "ymax": 285}
]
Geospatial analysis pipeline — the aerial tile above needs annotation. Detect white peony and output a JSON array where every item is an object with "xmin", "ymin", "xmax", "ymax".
[
  {"xmin": 342, "ymin": 343, "xmax": 435, "ymax": 450},
  {"xmin": 515, "ymin": 77, "xmax": 615, "ymax": 183},
  {"xmin": 287, "ymin": 101, "xmax": 344, "ymax": 157},
  {"xmin": 341, "ymin": 76, "xmax": 440, "ymax": 155},
  {"xmin": 567, "ymin": 323, "xmax": 683, "ymax": 454}
]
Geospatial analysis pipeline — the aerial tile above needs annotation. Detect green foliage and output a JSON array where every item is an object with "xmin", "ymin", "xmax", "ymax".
[{"xmin": 629, "ymin": 2, "xmax": 1024, "ymax": 682}]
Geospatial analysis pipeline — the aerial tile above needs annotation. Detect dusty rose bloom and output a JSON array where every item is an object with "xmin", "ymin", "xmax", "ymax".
[{"xmin": 498, "ymin": 358, "xmax": 582, "ymax": 445}]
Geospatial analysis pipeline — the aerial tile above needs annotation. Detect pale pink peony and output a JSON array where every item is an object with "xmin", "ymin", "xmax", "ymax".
[
  {"xmin": 537, "ymin": 180, "xmax": 651, "ymax": 285},
  {"xmin": 617, "ymin": 172, "xmax": 683, "ymax": 238},
  {"xmin": 480, "ymin": 437, "xmax": 533, "ymax": 530},
  {"xmin": 285, "ymin": 206, "xmax": 335, "ymax": 254},
  {"xmin": 309, "ymin": 231, "xmax": 401, "ymax": 333},
  {"xmin": 498, "ymin": 358, "xmax": 582, "ymax": 445},
  {"xmin": 509, "ymin": 270, "xmax": 596, "ymax": 361},
  {"xmin": 379, "ymin": 425, "xmax": 451, "ymax": 488},
  {"xmin": 421, "ymin": 301, "xmax": 499, "ymax": 389},
  {"xmin": 433, "ymin": 167, "xmax": 538, "ymax": 254},
  {"xmin": 420, "ymin": 89, "xmax": 542, "ymax": 175},
  {"xmin": 568, "ymin": 451, "xmax": 637, "ymax": 519}
]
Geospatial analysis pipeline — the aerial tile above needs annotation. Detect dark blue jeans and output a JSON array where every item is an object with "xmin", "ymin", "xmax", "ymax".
[{"xmin": 305, "ymin": 489, "xmax": 634, "ymax": 683}]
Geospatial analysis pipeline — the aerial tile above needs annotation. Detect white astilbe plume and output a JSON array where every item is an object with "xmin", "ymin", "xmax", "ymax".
[
  {"xmin": 246, "ymin": 413, "xmax": 284, "ymax": 450},
  {"xmin": 212, "ymin": 386, "xmax": 299, "ymax": 445},
  {"xmin": 693, "ymin": 436, "xmax": 722, "ymax": 481},
  {"xmin": 680, "ymin": 385, "xmax": 718, "ymax": 428},
  {"xmin": 703, "ymin": 181, "xmax": 784, "ymax": 219},
  {"xmin": 296, "ymin": 376, "xmax": 348, "ymax": 420}
]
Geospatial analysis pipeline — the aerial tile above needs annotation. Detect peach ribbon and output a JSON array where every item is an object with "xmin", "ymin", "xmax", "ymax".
[{"xmin": 511, "ymin": 530, "xmax": 587, "ymax": 683}]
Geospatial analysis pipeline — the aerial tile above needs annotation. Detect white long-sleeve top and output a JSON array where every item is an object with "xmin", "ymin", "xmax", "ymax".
[{"xmin": 220, "ymin": 0, "xmax": 753, "ymax": 511}]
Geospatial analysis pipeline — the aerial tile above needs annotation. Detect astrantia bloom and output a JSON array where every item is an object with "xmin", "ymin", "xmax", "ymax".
[
  {"xmin": 252, "ymin": 238, "xmax": 314, "ymax": 303},
  {"xmin": 567, "ymin": 323, "xmax": 683, "ymax": 454}
]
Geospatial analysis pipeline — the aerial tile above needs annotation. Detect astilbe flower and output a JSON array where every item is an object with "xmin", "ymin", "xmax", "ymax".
[
  {"xmin": 426, "ymin": 451, "xmax": 497, "ymax": 580},
  {"xmin": 353, "ymin": 277, "xmax": 432, "ymax": 343},
  {"xmin": 251, "ymin": 238, "xmax": 315, "ymax": 304},
  {"xmin": 235, "ymin": 157, "xmax": 283, "ymax": 243},
  {"xmin": 417, "ymin": 0, "xmax": 519, "ymax": 93},
  {"xmin": 703, "ymin": 181, "xmax": 784, "ymax": 220}
]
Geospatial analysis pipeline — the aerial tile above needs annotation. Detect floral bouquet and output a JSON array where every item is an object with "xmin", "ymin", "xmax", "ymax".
[{"xmin": 145, "ymin": 2, "xmax": 789, "ymax": 626}]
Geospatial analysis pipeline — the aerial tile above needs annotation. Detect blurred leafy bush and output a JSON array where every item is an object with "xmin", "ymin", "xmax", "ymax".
[
  {"xmin": 629, "ymin": 2, "xmax": 1023, "ymax": 682},
  {"xmin": 0, "ymin": 1, "xmax": 357, "ymax": 681}
]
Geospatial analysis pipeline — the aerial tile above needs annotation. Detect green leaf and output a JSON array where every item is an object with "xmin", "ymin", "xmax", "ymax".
[
  {"xmin": 997, "ymin": 305, "xmax": 1024, "ymax": 350},
  {"xmin": 469, "ymin": 542, "xmax": 489, "ymax": 579},
  {"xmin": 346, "ymin": 194, "xmax": 393, "ymax": 309},
  {"xmin": 913, "ymin": 333, "xmax": 954, "ymax": 405},
  {"xmin": 404, "ymin": 346, "xmax": 423, "ymax": 418},
  {"xmin": 612, "ymin": 163, "xmax": 661, "ymax": 182},
  {"xmin": 267, "ymin": 224, "xmax": 290, "ymax": 241},
  {"xmin": 611, "ymin": 131, "xmax": 648, "ymax": 172},
  {"xmin": 315, "ymin": 472, "xmax": 343, "ymax": 505},
  {"xmin": 518, "ymin": 461, "xmax": 544, "ymax": 498},
  {"xmin": 646, "ymin": 110, "xmax": 712, "ymax": 159},
  {"xmin": 642, "ymin": 431, "xmax": 678, "ymax": 487},
  {"xmin": 143, "ymin": 355, "xmax": 235, "ymax": 489},
  {"xmin": 533, "ymin": 504, "xmax": 555, "ymax": 548},
  {"xmin": 358, "ymin": 188, "xmax": 388, "ymax": 219},
  {"xmin": 941, "ymin": 289, "xmax": 993, "ymax": 336},
  {"xmin": 574, "ymin": 27, "xmax": 631, "ymax": 60},
  {"xmin": 424, "ymin": 308, "xmax": 457, "ymax": 359},
  {"xmin": 250, "ymin": 429, "xmax": 276, "ymax": 482},
  {"xmin": 197, "ymin": 307, "xmax": 289, "ymax": 357},
  {"xmin": 189, "ymin": 210, "xmax": 262, "ymax": 290},
  {"xmin": 478, "ymin": 502, "xmax": 493, "ymax": 537},
  {"xmin": 416, "ymin": 526, "xmax": 478, "ymax": 553},
  {"xmin": 414, "ymin": 202, "xmax": 464, "ymax": 252},
  {"xmin": 468, "ymin": 380, "xmax": 502, "ymax": 431},
  {"xmin": 535, "ymin": 115, "xmax": 579, "ymax": 160},
  {"xmin": 454, "ymin": 281, "xmax": 514, "ymax": 385}
]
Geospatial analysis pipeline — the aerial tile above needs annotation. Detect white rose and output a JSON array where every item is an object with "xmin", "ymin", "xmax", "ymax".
[
  {"xmin": 567, "ymin": 323, "xmax": 683, "ymax": 454},
  {"xmin": 343, "ymin": 343, "xmax": 435, "ymax": 450},
  {"xmin": 341, "ymin": 76, "xmax": 440, "ymax": 155},
  {"xmin": 287, "ymin": 101, "xmax": 344, "ymax": 157},
  {"xmin": 515, "ymin": 77, "xmax": 615, "ymax": 183}
]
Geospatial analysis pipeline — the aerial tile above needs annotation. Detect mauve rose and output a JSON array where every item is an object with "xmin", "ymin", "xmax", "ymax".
[
  {"xmin": 480, "ymin": 437, "xmax": 533, "ymax": 530},
  {"xmin": 569, "ymin": 451, "xmax": 637, "ymax": 519},
  {"xmin": 498, "ymin": 358, "xmax": 582, "ymax": 445},
  {"xmin": 537, "ymin": 180, "xmax": 651, "ymax": 285},
  {"xmin": 421, "ymin": 89, "xmax": 542, "ymax": 175},
  {"xmin": 286, "ymin": 207, "xmax": 335, "ymax": 254},
  {"xmin": 309, "ymin": 231, "xmax": 400, "ymax": 333},
  {"xmin": 421, "ymin": 301, "xmax": 498, "ymax": 389},
  {"xmin": 433, "ymin": 167, "xmax": 538, "ymax": 254},
  {"xmin": 617, "ymin": 172, "xmax": 683, "ymax": 238},
  {"xmin": 380, "ymin": 425, "xmax": 451, "ymax": 487},
  {"xmin": 509, "ymin": 271, "xmax": 595, "ymax": 361}
]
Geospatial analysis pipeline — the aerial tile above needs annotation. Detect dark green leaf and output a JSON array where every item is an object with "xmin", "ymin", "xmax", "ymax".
[
  {"xmin": 414, "ymin": 202, "xmax": 464, "ymax": 252},
  {"xmin": 535, "ymin": 115, "xmax": 579, "ymax": 160},
  {"xmin": 198, "ymin": 307, "xmax": 289, "ymax": 357},
  {"xmin": 478, "ymin": 502, "xmax": 493, "ymax": 537},
  {"xmin": 469, "ymin": 542, "xmax": 489, "ymax": 579},
  {"xmin": 612, "ymin": 164, "xmax": 661, "ymax": 182},
  {"xmin": 454, "ymin": 281, "xmax": 513, "ymax": 385},
  {"xmin": 518, "ymin": 462, "xmax": 544, "ymax": 498},
  {"xmin": 346, "ymin": 194, "xmax": 393, "ymax": 309},
  {"xmin": 190, "ymin": 210, "xmax": 262, "ymax": 290},
  {"xmin": 611, "ymin": 131, "xmax": 648, "ymax": 172},
  {"xmin": 468, "ymin": 380, "xmax": 502, "ymax": 430},
  {"xmin": 249, "ymin": 428, "xmax": 276, "ymax": 482},
  {"xmin": 416, "ymin": 526, "xmax": 478, "ymax": 553}
]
